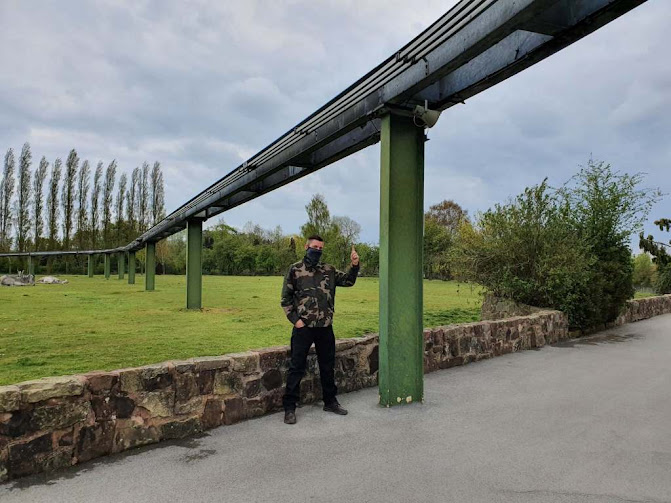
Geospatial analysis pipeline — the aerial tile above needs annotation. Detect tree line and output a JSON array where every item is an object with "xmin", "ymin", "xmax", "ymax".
[
  {"xmin": 0, "ymin": 143, "xmax": 165, "ymax": 270},
  {"xmin": 137, "ymin": 193, "xmax": 463, "ymax": 279}
]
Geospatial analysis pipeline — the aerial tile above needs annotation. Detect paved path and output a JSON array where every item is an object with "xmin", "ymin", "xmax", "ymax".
[{"xmin": 3, "ymin": 314, "xmax": 671, "ymax": 503}]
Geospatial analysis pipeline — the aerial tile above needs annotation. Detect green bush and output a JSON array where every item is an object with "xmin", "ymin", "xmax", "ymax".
[
  {"xmin": 455, "ymin": 160, "xmax": 660, "ymax": 330},
  {"xmin": 656, "ymin": 264, "xmax": 671, "ymax": 294}
]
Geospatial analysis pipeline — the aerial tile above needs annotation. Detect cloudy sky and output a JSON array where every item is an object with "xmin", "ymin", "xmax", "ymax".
[{"xmin": 1, "ymin": 0, "xmax": 669, "ymax": 246}]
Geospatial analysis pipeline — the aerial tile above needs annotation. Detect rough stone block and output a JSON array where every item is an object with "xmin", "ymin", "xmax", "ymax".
[
  {"xmin": 161, "ymin": 417, "xmax": 202, "ymax": 440},
  {"xmin": 19, "ymin": 376, "xmax": 85, "ymax": 404},
  {"xmin": 91, "ymin": 395, "xmax": 135, "ymax": 421},
  {"xmin": 243, "ymin": 377, "xmax": 262, "ymax": 398},
  {"xmin": 263, "ymin": 388, "xmax": 284, "ymax": 412},
  {"xmin": 30, "ymin": 401, "xmax": 92, "ymax": 431},
  {"xmin": 0, "ymin": 410, "xmax": 31, "ymax": 437},
  {"xmin": 0, "ymin": 386, "xmax": 21, "ymax": 412},
  {"xmin": 228, "ymin": 352, "xmax": 259, "ymax": 373},
  {"xmin": 261, "ymin": 369, "xmax": 283, "ymax": 391},
  {"xmin": 196, "ymin": 370, "xmax": 215, "ymax": 395},
  {"xmin": 191, "ymin": 356, "xmax": 232, "ymax": 372},
  {"xmin": 174, "ymin": 397, "xmax": 204, "ymax": 416},
  {"xmin": 201, "ymin": 399, "xmax": 223, "ymax": 429},
  {"xmin": 223, "ymin": 397, "xmax": 244, "ymax": 425},
  {"xmin": 334, "ymin": 339, "xmax": 356, "ymax": 351},
  {"xmin": 213, "ymin": 371, "xmax": 242, "ymax": 396},
  {"xmin": 244, "ymin": 397, "xmax": 265, "ymax": 419},
  {"xmin": 175, "ymin": 372, "xmax": 199, "ymax": 403},
  {"xmin": 140, "ymin": 364, "xmax": 173, "ymax": 391},
  {"xmin": 113, "ymin": 422, "xmax": 160, "ymax": 452},
  {"xmin": 257, "ymin": 347, "xmax": 289, "ymax": 372},
  {"xmin": 136, "ymin": 391, "xmax": 174, "ymax": 418},
  {"xmin": 84, "ymin": 372, "xmax": 119, "ymax": 395},
  {"xmin": 76, "ymin": 421, "xmax": 115, "ymax": 463},
  {"xmin": 7, "ymin": 433, "xmax": 53, "ymax": 477},
  {"xmin": 118, "ymin": 368, "xmax": 143, "ymax": 393}
]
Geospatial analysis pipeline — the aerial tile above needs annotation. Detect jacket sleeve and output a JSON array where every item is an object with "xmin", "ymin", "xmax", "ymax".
[
  {"xmin": 335, "ymin": 264, "xmax": 359, "ymax": 287},
  {"xmin": 280, "ymin": 266, "xmax": 300, "ymax": 324}
]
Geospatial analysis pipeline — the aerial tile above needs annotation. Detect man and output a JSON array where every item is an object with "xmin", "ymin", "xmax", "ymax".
[{"xmin": 280, "ymin": 234, "xmax": 360, "ymax": 425}]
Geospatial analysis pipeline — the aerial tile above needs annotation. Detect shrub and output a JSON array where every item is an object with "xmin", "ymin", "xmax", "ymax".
[{"xmin": 455, "ymin": 160, "xmax": 660, "ymax": 330}]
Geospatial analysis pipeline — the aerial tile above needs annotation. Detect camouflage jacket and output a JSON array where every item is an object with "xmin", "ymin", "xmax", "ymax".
[{"xmin": 280, "ymin": 258, "xmax": 359, "ymax": 327}]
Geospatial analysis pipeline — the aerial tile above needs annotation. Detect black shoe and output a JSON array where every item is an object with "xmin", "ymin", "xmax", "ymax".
[
  {"xmin": 323, "ymin": 401, "xmax": 348, "ymax": 415},
  {"xmin": 284, "ymin": 410, "xmax": 297, "ymax": 424}
]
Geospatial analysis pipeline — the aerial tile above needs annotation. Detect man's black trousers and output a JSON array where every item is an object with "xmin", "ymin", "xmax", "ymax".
[{"xmin": 283, "ymin": 324, "xmax": 337, "ymax": 411}]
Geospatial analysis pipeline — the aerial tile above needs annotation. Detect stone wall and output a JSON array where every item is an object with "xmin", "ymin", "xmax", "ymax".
[
  {"xmin": 615, "ymin": 294, "xmax": 671, "ymax": 325},
  {"xmin": 1, "ymin": 295, "xmax": 669, "ymax": 483}
]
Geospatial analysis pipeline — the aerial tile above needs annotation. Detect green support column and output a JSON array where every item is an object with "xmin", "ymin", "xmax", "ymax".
[
  {"xmin": 128, "ymin": 252, "xmax": 136, "ymax": 285},
  {"xmin": 186, "ymin": 219, "xmax": 203, "ymax": 309},
  {"xmin": 118, "ymin": 252, "xmax": 125, "ymax": 280},
  {"xmin": 104, "ymin": 253, "xmax": 111, "ymax": 279},
  {"xmin": 28, "ymin": 255, "xmax": 35, "ymax": 277},
  {"xmin": 378, "ymin": 112, "xmax": 425, "ymax": 407},
  {"xmin": 145, "ymin": 242, "xmax": 156, "ymax": 291},
  {"xmin": 88, "ymin": 255, "xmax": 94, "ymax": 277}
]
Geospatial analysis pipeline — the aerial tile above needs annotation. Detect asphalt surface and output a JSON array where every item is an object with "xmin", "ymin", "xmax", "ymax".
[{"xmin": 2, "ymin": 314, "xmax": 670, "ymax": 503}]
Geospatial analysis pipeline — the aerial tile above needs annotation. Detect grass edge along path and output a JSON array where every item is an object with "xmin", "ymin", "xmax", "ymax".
[{"xmin": 0, "ymin": 275, "xmax": 482, "ymax": 385}]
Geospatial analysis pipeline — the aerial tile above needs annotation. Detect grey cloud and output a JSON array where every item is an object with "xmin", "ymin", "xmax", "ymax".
[{"xmin": 1, "ymin": 0, "xmax": 669, "ymax": 246}]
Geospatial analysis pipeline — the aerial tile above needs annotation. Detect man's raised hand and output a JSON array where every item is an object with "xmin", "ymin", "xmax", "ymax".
[{"xmin": 351, "ymin": 245, "xmax": 359, "ymax": 266}]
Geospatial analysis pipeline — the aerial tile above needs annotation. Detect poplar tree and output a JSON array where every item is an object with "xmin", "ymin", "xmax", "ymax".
[
  {"xmin": 16, "ymin": 143, "xmax": 32, "ymax": 252},
  {"xmin": 32, "ymin": 157, "xmax": 49, "ymax": 250},
  {"xmin": 46, "ymin": 158, "xmax": 62, "ymax": 249},
  {"xmin": 61, "ymin": 149, "xmax": 79, "ymax": 249},
  {"xmin": 76, "ymin": 160, "xmax": 91, "ymax": 249},
  {"xmin": 150, "ymin": 161, "xmax": 165, "ymax": 226},
  {"xmin": 126, "ymin": 167, "xmax": 140, "ymax": 235},
  {"xmin": 0, "ymin": 148, "xmax": 16, "ymax": 250},
  {"xmin": 116, "ymin": 173, "xmax": 127, "ymax": 243},
  {"xmin": 102, "ymin": 160, "xmax": 116, "ymax": 247},
  {"xmin": 138, "ymin": 162, "xmax": 149, "ymax": 232},
  {"xmin": 90, "ymin": 162, "xmax": 103, "ymax": 248}
]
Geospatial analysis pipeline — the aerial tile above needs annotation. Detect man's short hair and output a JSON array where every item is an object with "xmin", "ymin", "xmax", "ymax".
[{"xmin": 307, "ymin": 234, "xmax": 324, "ymax": 243}]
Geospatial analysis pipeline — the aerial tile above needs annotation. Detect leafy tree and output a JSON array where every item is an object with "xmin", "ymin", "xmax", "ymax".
[
  {"xmin": 640, "ymin": 218, "xmax": 671, "ymax": 294},
  {"xmin": 423, "ymin": 216, "xmax": 453, "ymax": 280},
  {"xmin": 15, "ymin": 143, "xmax": 32, "ymax": 252},
  {"xmin": 76, "ymin": 160, "xmax": 91, "ymax": 249},
  {"xmin": 32, "ymin": 156, "xmax": 49, "ymax": 250},
  {"xmin": 300, "ymin": 193, "xmax": 331, "ymax": 238},
  {"xmin": 46, "ymin": 158, "xmax": 62, "ymax": 250},
  {"xmin": 632, "ymin": 253, "xmax": 656, "ymax": 289},
  {"xmin": 90, "ymin": 162, "xmax": 103, "ymax": 248},
  {"xmin": 426, "ymin": 199, "xmax": 469, "ymax": 234},
  {"xmin": 559, "ymin": 159, "xmax": 661, "ymax": 325},
  {"xmin": 61, "ymin": 149, "xmax": 79, "ymax": 249},
  {"xmin": 0, "ymin": 148, "xmax": 16, "ymax": 250}
]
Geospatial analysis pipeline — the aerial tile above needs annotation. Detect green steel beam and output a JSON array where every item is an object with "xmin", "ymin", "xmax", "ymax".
[
  {"xmin": 88, "ymin": 255, "xmax": 94, "ymax": 278},
  {"xmin": 145, "ymin": 242, "xmax": 156, "ymax": 291},
  {"xmin": 378, "ymin": 112, "xmax": 425, "ymax": 407},
  {"xmin": 128, "ymin": 252, "xmax": 136, "ymax": 284},
  {"xmin": 28, "ymin": 256, "xmax": 35, "ymax": 276},
  {"xmin": 186, "ymin": 219, "xmax": 203, "ymax": 309},
  {"xmin": 118, "ymin": 252, "xmax": 125, "ymax": 280},
  {"xmin": 104, "ymin": 254, "xmax": 111, "ymax": 279}
]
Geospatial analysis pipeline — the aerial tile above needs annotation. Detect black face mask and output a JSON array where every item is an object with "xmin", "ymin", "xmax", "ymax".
[{"xmin": 305, "ymin": 248, "xmax": 322, "ymax": 266}]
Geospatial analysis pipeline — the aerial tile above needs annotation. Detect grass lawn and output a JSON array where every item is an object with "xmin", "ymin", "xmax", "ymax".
[{"xmin": 0, "ymin": 275, "xmax": 482, "ymax": 385}]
